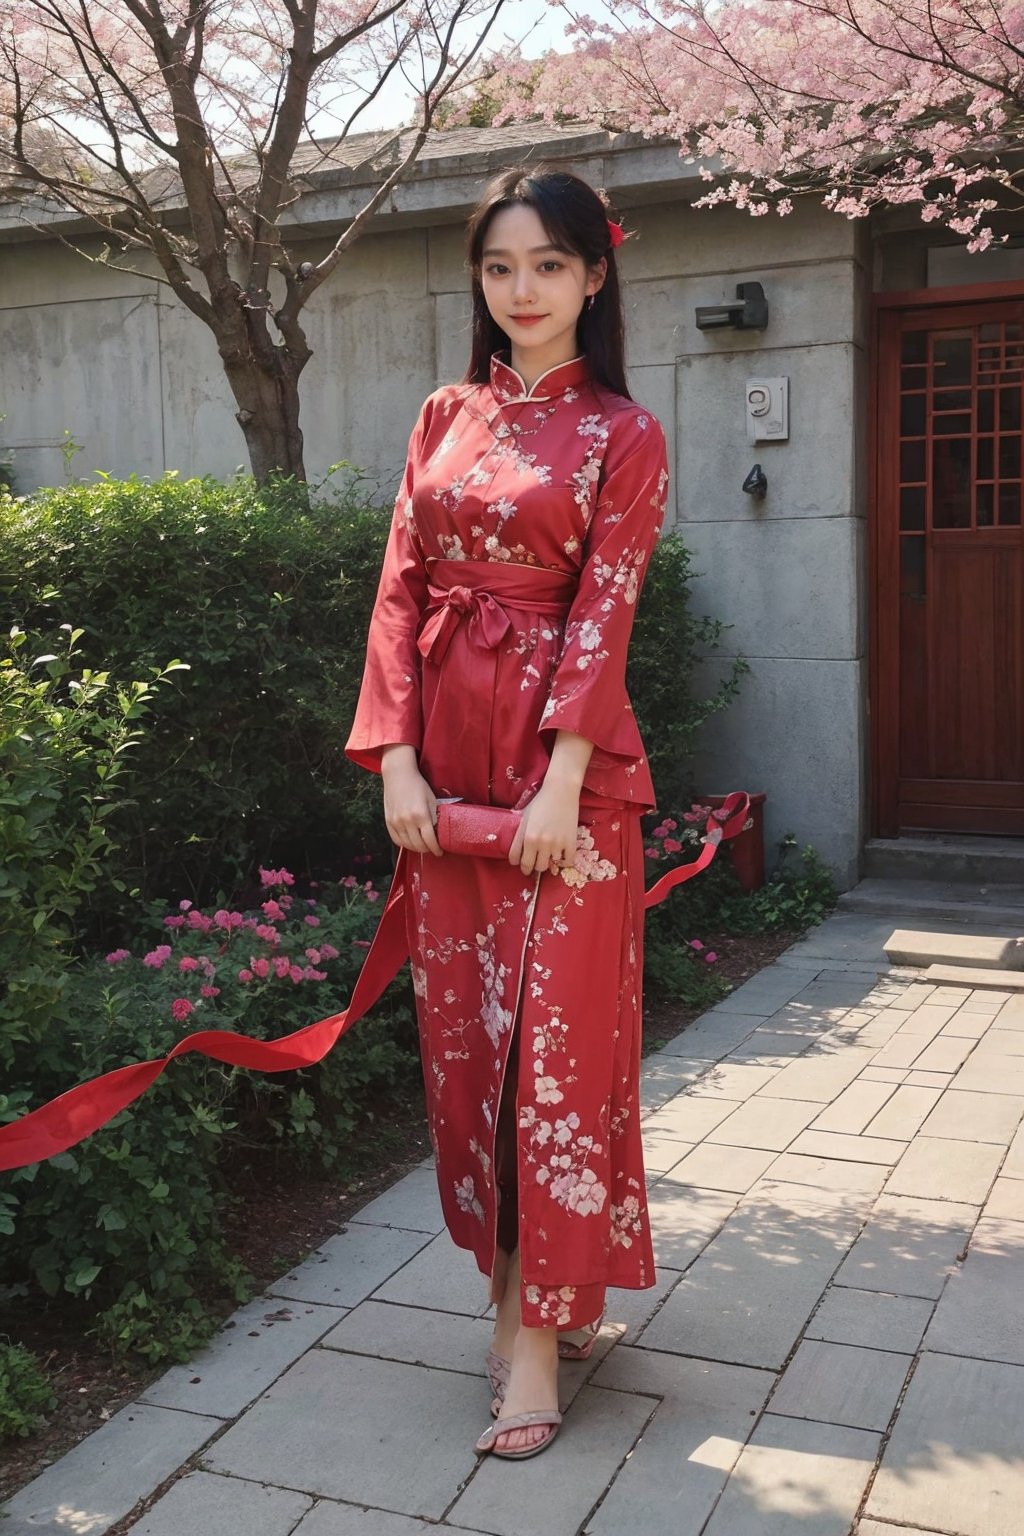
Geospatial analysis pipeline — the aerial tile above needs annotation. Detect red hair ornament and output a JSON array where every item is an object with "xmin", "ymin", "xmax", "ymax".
[{"xmin": 607, "ymin": 219, "xmax": 625, "ymax": 247}]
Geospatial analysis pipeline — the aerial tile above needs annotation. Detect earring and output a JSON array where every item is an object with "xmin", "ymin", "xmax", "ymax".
[{"xmin": 587, "ymin": 294, "xmax": 595, "ymax": 310}]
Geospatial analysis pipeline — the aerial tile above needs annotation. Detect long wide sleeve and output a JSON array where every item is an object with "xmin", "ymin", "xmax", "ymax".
[
  {"xmin": 538, "ymin": 409, "xmax": 669, "ymax": 763},
  {"xmin": 344, "ymin": 398, "xmax": 433, "ymax": 774}
]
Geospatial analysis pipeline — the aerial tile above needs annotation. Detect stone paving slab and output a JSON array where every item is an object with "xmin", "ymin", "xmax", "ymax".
[
  {"xmin": 347, "ymin": 1165, "xmax": 446, "ymax": 1234},
  {"xmin": 371, "ymin": 1232, "xmax": 492, "ymax": 1317},
  {"xmin": 757, "ymin": 1151, "xmax": 889, "ymax": 1196},
  {"xmin": 638, "ymin": 1054, "xmax": 714, "ymax": 1110},
  {"xmin": 701, "ymin": 1413, "xmax": 881, "ymax": 1536},
  {"xmin": 788, "ymin": 1128, "xmax": 908, "ymax": 1165},
  {"xmin": 659, "ymin": 1142, "xmax": 779, "ymax": 1193},
  {"xmin": 857, "ymin": 1522, "xmax": 949, "ymax": 1536},
  {"xmin": 704, "ymin": 1094, "xmax": 822, "ymax": 1151},
  {"xmin": 866, "ymin": 1351, "xmax": 1024, "ymax": 1536},
  {"xmin": 638, "ymin": 1183, "xmax": 870, "ymax": 1368},
  {"xmin": 886, "ymin": 1134, "xmax": 1004, "ymax": 1204},
  {"xmin": 811, "ymin": 1079, "xmax": 899, "ymax": 1134},
  {"xmin": 1, "ymin": 1402, "xmax": 222, "ymax": 1536},
  {"xmin": 918, "ymin": 1088, "xmax": 1024, "ymax": 1143},
  {"xmin": 295, "ymin": 1507, "xmax": 494, "ymax": 1536},
  {"xmin": 449, "ymin": 1384, "xmax": 656, "ymax": 1536},
  {"xmin": 755, "ymin": 1049, "xmax": 875, "ymax": 1103},
  {"xmin": 640, "ymin": 1093, "xmax": 742, "ymax": 1142},
  {"xmin": 319, "ymin": 1298, "xmax": 494, "ymax": 1375},
  {"xmin": 128, "ymin": 1471, "xmax": 312, "ymax": 1536},
  {"xmin": 267, "ymin": 1223, "xmax": 433, "ymax": 1309},
  {"xmin": 584, "ymin": 1348, "xmax": 775, "ymax": 1536},
  {"xmin": 804, "ymin": 1285, "xmax": 934, "ymax": 1354},
  {"xmin": 644, "ymin": 1182, "xmax": 739, "ymax": 1270},
  {"xmin": 202, "ymin": 1351, "xmax": 487, "ymax": 1519},
  {"xmin": 140, "ymin": 1295, "xmax": 343, "ymax": 1419},
  {"xmin": 984, "ymin": 1174, "xmax": 1024, "ymax": 1222},
  {"xmin": 767, "ymin": 1338, "xmax": 911, "ymax": 1431},
  {"xmin": 833, "ymin": 1192, "xmax": 979, "ymax": 1298},
  {"xmin": 864, "ymin": 1084, "xmax": 944, "ymax": 1140},
  {"xmin": 639, "ymin": 1131, "xmax": 696, "ymax": 1172},
  {"xmin": 924, "ymin": 1215, "xmax": 1024, "ymax": 1366}
]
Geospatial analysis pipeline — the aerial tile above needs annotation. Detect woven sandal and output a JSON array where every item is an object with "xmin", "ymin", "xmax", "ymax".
[
  {"xmin": 486, "ymin": 1348, "xmax": 510, "ymax": 1417},
  {"xmin": 556, "ymin": 1311, "xmax": 605, "ymax": 1361},
  {"xmin": 474, "ymin": 1408, "xmax": 563, "ymax": 1461}
]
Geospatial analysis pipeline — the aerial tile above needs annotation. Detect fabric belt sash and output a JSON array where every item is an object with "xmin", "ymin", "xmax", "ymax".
[
  {"xmin": 416, "ymin": 559, "xmax": 578, "ymax": 804},
  {"xmin": 0, "ymin": 556, "xmax": 750, "ymax": 1174}
]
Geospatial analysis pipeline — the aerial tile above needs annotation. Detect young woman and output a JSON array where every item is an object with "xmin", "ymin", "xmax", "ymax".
[{"xmin": 345, "ymin": 163, "xmax": 669, "ymax": 1461}]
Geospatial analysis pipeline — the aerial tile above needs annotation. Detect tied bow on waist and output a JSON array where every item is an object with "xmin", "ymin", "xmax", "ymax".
[
  {"xmin": 415, "ymin": 560, "xmax": 578, "ymax": 666},
  {"xmin": 417, "ymin": 584, "xmax": 512, "ymax": 665}
]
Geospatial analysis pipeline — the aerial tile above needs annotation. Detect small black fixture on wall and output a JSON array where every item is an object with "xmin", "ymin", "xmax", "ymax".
[{"xmin": 695, "ymin": 281, "xmax": 768, "ymax": 331}]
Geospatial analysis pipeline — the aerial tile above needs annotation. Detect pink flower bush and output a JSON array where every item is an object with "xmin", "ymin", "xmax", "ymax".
[
  {"xmin": 178, "ymin": 956, "xmax": 199, "ymax": 972},
  {"xmin": 259, "ymin": 866, "xmax": 295, "ymax": 888},
  {"xmin": 106, "ymin": 948, "xmax": 130, "ymax": 965},
  {"xmin": 143, "ymin": 944, "xmax": 172, "ymax": 969},
  {"xmin": 171, "ymin": 997, "xmax": 193, "ymax": 1021}
]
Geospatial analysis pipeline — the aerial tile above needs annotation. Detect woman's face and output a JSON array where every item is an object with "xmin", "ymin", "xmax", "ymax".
[{"xmin": 478, "ymin": 202, "xmax": 605, "ymax": 369}]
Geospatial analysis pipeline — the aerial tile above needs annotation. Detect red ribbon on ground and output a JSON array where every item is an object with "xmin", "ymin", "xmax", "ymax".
[{"xmin": 0, "ymin": 793, "xmax": 750, "ymax": 1173}]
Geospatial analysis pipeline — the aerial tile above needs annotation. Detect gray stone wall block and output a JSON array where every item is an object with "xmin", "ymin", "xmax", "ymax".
[
  {"xmin": 679, "ymin": 516, "xmax": 862, "ymax": 660},
  {"xmin": 689, "ymin": 655, "xmax": 866, "ymax": 891},
  {"xmin": 675, "ymin": 344, "xmax": 860, "ymax": 524}
]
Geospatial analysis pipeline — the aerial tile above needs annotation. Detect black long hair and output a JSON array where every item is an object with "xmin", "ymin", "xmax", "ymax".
[{"xmin": 461, "ymin": 162, "xmax": 633, "ymax": 401}]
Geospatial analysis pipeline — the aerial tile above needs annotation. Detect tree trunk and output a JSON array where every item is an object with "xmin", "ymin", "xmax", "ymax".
[{"xmin": 220, "ymin": 342, "xmax": 308, "ymax": 485}]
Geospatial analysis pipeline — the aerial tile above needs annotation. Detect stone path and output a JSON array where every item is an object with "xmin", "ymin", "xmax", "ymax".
[{"xmin": 5, "ymin": 909, "xmax": 1024, "ymax": 1536}]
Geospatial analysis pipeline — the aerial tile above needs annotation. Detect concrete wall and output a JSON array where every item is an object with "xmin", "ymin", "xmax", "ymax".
[{"xmin": 0, "ymin": 167, "xmax": 873, "ymax": 887}]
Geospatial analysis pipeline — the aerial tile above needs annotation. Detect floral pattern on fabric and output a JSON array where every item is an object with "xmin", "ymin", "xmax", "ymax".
[{"xmin": 346, "ymin": 350, "xmax": 663, "ymax": 1329}]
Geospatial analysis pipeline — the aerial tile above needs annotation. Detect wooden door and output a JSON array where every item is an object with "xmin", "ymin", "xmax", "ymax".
[{"xmin": 873, "ymin": 295, "xmax": 1024, "ymax": 835}]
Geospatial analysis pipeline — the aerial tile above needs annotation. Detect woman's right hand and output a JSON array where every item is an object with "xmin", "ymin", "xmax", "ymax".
[{"xmin": 381, "ymin": 746, "xmax": 444, "ymax": 857}]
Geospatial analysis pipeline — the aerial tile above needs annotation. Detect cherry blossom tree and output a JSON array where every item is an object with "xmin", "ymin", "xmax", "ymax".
[
  {"xmin": 0, "ymin": 2, "xmax": 512, "ymax": 481},
  {"xmin": 460, "ymin": 0, "xmax": 1024, "ymax": 254}
]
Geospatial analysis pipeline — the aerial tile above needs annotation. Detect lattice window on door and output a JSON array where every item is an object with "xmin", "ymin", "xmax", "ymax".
[{"xmin": 898, "ymin": 323, "xmax": 1023, "ymax": 537}]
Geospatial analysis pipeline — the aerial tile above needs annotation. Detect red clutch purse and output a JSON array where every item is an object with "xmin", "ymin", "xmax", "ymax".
[{"xmin": 434, "ymin": 799, "xmax": 523, "ymax": 859}]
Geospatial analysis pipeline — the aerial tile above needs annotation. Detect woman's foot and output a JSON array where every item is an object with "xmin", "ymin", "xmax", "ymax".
[
  {"xmin": 487, "ymin": 1320, "xmax": 560, "ymax": 1455},
  {"xmin": 488, "ymin": 1244, "xmax": 519, "ymax": 1401}
]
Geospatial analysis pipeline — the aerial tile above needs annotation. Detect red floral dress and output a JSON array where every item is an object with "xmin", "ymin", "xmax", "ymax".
[{"xmin": 346, "ymin": 348, "xmax": 669, "ymax": 1327}]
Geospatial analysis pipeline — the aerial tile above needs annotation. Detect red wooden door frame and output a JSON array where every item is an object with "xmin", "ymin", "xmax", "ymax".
[{"xmin": 870, "ymin": 276, "xmax": 1024, "ymax": 837}]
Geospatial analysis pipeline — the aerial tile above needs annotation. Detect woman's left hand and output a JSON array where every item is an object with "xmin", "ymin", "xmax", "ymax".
[{"xmin": 509, "ymin": 779, "xmax": 580, "ymax": 876}]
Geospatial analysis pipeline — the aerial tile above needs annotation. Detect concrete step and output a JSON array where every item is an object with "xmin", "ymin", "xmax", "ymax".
[
  {"xmin": 884, "ymin": 929, "xmax": 1024, "ymax": 969},
  {"xmin": 922, "ymin": 963, "xmax": 1024, "ymax": 992},
  {"xmin": 863, "ymin": 834, "xmax": 1024, "ymax": 886},
  {"xmin": 839, "ymin": 878, "xmax": 1024, "ymax": 928}
]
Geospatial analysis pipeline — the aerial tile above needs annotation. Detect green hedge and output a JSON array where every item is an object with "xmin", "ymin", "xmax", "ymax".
[{"xmin": 0, "ymin": 474, "xmax": 746, "ymax": 945}]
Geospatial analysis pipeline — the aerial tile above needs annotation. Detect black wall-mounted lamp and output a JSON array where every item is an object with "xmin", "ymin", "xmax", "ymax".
[{"xmin": 695, "ymin": 281, "xmax": 768, "ymax": 332}]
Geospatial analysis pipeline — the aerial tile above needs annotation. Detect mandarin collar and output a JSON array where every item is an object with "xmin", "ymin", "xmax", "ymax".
[{"xmin": 489, "ymin": 348, "xmax": 591, "ymax": 404}]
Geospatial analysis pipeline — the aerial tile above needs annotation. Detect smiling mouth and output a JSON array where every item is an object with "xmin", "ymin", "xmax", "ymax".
[{"xmin": 511, "ymin": 314, "xmax": 547, "ymax": 321}]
